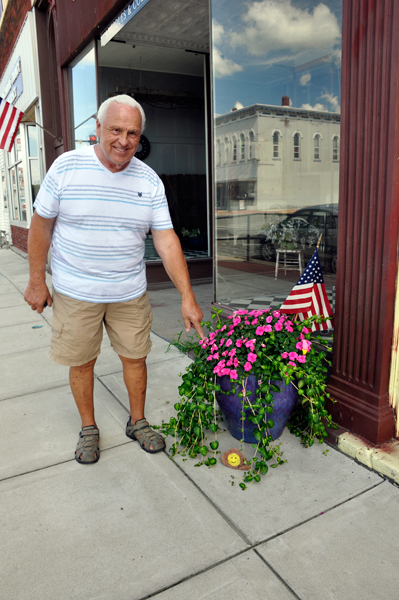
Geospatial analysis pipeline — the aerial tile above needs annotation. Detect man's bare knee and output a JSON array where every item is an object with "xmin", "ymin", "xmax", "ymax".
[{"xmin": 119, "ymin": 355, "xmax": 146, "ymax": 367}]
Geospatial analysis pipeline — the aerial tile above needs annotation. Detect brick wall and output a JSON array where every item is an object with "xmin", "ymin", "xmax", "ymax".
[
  {"xmin": 11, "ymin": 224, "xmax": 28, "ymax": 253},
  {"xmin": 0, "ymin": 0, "xmax": 31, "ymax": 76}
]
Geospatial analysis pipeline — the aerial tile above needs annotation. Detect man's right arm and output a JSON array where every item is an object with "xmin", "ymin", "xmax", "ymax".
[{"xmin": 24, "ymin": 213, "xmax": 56, "ymax": 313}]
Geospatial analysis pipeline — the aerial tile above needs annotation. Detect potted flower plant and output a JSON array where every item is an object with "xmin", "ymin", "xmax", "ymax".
[{"xmin": 160, "ymin": 307, "xmax": 334, "ymax": 490}]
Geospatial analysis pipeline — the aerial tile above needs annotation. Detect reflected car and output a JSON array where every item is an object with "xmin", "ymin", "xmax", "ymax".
[{"xmin": 237, "ymin": 204, "xmax": 338, "ymax": 273}]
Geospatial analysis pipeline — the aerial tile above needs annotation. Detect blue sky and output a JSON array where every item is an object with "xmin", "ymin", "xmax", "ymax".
[{"xmin": 211, "ymin": 0, "xmax": 342, "ymax": 115}]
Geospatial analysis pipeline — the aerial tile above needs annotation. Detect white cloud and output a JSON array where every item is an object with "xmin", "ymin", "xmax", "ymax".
[
  {"xmin": 230, "ymin": 0, "xmax": 341, "ymax": 57},
  {"xmin": 301, "ymin": 93, "xmax": 340, "ymax": 113},
  {"xmin": 320, "ymin": 92, "xmax": 340, "ymax": 113},
  {"xmin": 330, "ymin": 48, "xmax": 342, "ymax": 67},
  {"xmin": 213, "ymin": 22, "xmax": 225, "ymax": 45},
  {"xmin": 233, "ymin": 101, "xmax": 244, "ymax": 110},
  {"xmin": 301, "ymin": 103, "xmax": 328, "ymax": 112},
  {"xmin": 213, "ymin": 47, "xmax": 243, "ymax": 78},
  {"xmin": 300, "ymin": 73, "xmax": 311, "ymax": 86}
]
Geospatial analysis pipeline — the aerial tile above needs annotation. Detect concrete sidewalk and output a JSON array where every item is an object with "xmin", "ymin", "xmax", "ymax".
[{"xmin": 1, "ymin": 248, "xmax": 398, "ymax": 600}]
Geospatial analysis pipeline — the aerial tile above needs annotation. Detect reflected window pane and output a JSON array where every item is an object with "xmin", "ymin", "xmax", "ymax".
[
  {"xmin": 27, "ymin": 126, "xmax": 38, "ymax": 157},
  {"xmin": 15, "ymin": 131, "xmax": 22, "ymax": 162},
  {"xmin": 212, "ymin": 0, "xmax": 341, "ymax": 305},
  {"xmin": 29, "ymin": 159, "xmax": 40, "ymax": 202},
  {"xmin": 11, "ymin": 166, "xmax": 19, "ymax": 220},
  {"xmin": 71, "ymin": 47, "xmax": 97, "ymax": 148}
]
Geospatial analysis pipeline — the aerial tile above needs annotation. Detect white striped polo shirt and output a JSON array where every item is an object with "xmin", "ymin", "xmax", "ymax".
[{"xmin": 34, "ymin": 146, "xmax": 173, "ymax": 303}]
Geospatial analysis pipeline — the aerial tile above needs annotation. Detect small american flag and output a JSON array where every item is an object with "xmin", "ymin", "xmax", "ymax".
[
  {"xmin": 279, "ymin": 248, "xmax": 333, "ymax": 331},
  {"xmin": 0, "ymin": 97, "xmax": 24, "ymax": 152}
]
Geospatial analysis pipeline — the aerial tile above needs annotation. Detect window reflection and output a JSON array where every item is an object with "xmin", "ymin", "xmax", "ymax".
[
  {"xmin": 212, "ymin": 0, "xmax": 341, "ymax": 306},
  {"xmin": 71, "ymin": 46, "xmax": 98, "ymax": 148}
]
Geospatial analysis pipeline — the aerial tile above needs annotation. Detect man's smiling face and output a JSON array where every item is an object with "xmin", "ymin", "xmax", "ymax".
[{"xmin": 95, "ymin": 102, "xmax": 142, "ymax": 172}]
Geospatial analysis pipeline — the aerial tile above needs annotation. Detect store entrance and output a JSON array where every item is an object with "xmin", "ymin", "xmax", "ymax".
[{"xmin": 97, "ymin": 37, "xmax": 211, "ymax": 280}]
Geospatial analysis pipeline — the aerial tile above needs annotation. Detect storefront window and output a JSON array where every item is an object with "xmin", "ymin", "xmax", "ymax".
[
  {"xmin": 211, "ymin": 0, "xmax": 341, "ymax": 308},
  {"xmin": 27, "ymin": 125, "xmax": 40, "ymax": 203},
  {"xmin": 7, "ymin": 129, "xmax": 26, "ymax": 221},
  {"xmin": 71, "ymin": 45, "xmax": 98, "ymax": 149}
]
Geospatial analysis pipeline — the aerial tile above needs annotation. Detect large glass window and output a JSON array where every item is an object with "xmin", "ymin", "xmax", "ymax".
[
  {"xmin": 27, "ymin": 125, "xmax": 40, "ymax": 203},
  {"xmin": 70, "ymin": 45, "xmax": 98, "ymax": 149},
  {"xmin": 7, "ymin": 129, "xmax": 26, "ymax": 221},
  {"xmin": 212, "ymin": 0, "xmax": 341, "ymax": 308}
]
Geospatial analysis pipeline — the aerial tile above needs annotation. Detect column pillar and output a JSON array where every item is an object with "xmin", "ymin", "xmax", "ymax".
[{"xmin": 327, "ymin": 0, "xmax": 399, "ymax": 444}]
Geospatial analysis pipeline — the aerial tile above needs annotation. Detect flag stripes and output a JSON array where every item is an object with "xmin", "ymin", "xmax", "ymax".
[
  {"xmin": 279, "ymin": 248, "xmax": 334, "ymax": 331},
  {"xmin": 0, "ymin": 97, "xmax": 24, "ymax": 152}
]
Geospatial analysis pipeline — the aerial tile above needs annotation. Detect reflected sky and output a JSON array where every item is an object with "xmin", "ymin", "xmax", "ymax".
[{"xmin": 211, "ymin": 0, "xmax": 342, "ymax": 115}]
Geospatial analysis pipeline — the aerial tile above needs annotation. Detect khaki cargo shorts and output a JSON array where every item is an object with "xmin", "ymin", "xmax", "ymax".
[{"xmin": 50, "ymin": 288, "xmax": 153, "ymax": 366}]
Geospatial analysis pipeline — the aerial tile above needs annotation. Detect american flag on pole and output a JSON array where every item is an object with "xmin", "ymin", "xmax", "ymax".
[
  {"xmin": 279, "ymin": 248, "xmax": 333, "ymax": 331},
  {"xmin": 0, "ymin": 97, "xmax": 24, "ymax": 152}
]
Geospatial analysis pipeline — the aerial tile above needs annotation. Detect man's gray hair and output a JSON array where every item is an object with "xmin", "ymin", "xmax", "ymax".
[{"xmin": 97, "ymin": 95, "xmax": 146, "ymax": 130}]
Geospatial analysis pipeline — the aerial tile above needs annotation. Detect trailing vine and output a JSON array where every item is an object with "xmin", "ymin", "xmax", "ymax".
[{"xmin": 161, "ymin": 307, "xmax": 334, "ymax": 490}]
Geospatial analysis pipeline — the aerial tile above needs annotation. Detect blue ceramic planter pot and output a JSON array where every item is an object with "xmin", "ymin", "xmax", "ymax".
[{"xmin": 215, "ymin": 375, "xmax": 298, "ymax": 443}]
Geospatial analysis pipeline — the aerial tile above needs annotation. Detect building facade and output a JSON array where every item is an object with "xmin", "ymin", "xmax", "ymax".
[{"xmin": 0, "ymin": 0, "xmax": 398, "ymax": 443}]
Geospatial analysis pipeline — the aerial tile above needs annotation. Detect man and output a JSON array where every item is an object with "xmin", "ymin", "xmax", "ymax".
[{"xmin": 24, "ymin": 95, "xmax": 204, "ymax": 464}]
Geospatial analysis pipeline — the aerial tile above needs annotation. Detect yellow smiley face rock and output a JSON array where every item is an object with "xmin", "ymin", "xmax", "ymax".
[
  {"xmin": 221, "ymin": 448, "xmax": 249, "ymax": 470},
  {"xmin": 227, "ymin": 453, "xmax": 241, "ymax": 467}
]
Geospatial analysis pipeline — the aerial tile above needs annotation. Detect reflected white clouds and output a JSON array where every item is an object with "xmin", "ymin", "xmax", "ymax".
[
  {"xmin": 213, "ymin": 46, "xmax": 243, "ymax": 77},
  {"xmin": 230, "ymin": 0, "xmax": 340, "ymax": 57},
  {"xmin": 301, "ymin": 94, "xmax": 340, "ymax": 112},
  {"xmin": 300, "ymin": 73, "xmax": 312, "ymax": 86}
]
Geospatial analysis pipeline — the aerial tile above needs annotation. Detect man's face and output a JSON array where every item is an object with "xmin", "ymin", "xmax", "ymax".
[{"xmin": 95, "ymin": 102, "xmax": 142, "ymax": 172}]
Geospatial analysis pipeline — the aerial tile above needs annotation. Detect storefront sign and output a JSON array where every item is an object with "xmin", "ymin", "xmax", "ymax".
[
  {"xmin": 2, "ymin": 58, "xmax": 23, "ymax": 105},
  {"xmin": 101, "ymin": 0, "xmax": 152, "ymax": 47}
]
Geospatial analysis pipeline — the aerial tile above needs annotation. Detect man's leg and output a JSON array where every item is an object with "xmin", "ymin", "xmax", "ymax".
[
  {"xmin": 119, "ymin": 355, "xmax": 147, "ymax": 424},
  {"xmin": 69, "ymin": 358, "xmax": 98, "ymax": 428}
]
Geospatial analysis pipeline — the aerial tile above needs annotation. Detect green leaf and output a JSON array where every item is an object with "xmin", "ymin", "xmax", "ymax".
[
  {"xmin": 209, "ymin": 457, "xmax": 217, "ymax": 465},
  {"xmin": 199, "ymin": 446, "xmax": 208, "ymax": 456},
  {"xmin": 174, "ymin": 403, "xmax": 181, "ymax": 411},
  {"xmin": 210, "ymin": 441, "xmax": 219, "ymax": 450},
  {"xmin": 210, "ymin": 423, "xmax": 218, "ymax": 432},
  {"xmin": 239, "ymin": 483, "xmax": 247, "ymax": 490}
]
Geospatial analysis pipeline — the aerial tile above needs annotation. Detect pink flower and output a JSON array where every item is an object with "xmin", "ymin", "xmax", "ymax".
[
  {"xmin": 274, "ymin": 322, "xmax": 283, "ymax": 331},
  {"xmin": 256, "ymin": 325, "xmax": 265, "ymax": 336},
  {"xmin": 219, "ymin": 338, "xmax": 225, "ymax": 346},
  {"xmin": 288, "ymin": 352, "xmax": 298, "ymax": 361},
  {"xmin": 273, "ymin": 310, "xmax": 281, "ymax": 318},
  {"xmin": 285, "ymin": 325, "xmax": 294, "ymax": 332},
  {"xmin": 245, "ymin": 339, "xmax": 256, "ymax": 348},
  {"xmin": 228, "ymin": 348, "xmax": 236, "ymax": 357},
  {"xmin": 297, "ymin": 355, "xmax": 306, "ymax": 363},
  {"xmin": 211, "ymin": 343, "xmax": 218, "ymax": 352},
  {"xmin": 217, "ymin": 359, "xmax": 225, "ymax": 368},
  {"xmin": 222, "ymin": 350, "xmax": 228, "ymax": 357},
  {"xmin": 209, "ymin": 331, "xmax": 216, "ymax": 339},
  {"xmin": 235, "ymin": 309, "xmax": 248, "ymax": 315},
  {"xmin": 247, "ymin": 352, "xmax": 257, "ymax": 363},
  {"xmin": 220, "ymin": 368, "xmax": 231, "ymax": 376},
  {"xmin": 251, "ymin": 318, "xmax": 258, "ymax": 325},
  {"xmin": 302, "ymin": 339, "xmax": 311, "ymax": 354},
  {"xmin": 221, "ymin": 325, "xmax": 226, "ymax": 331},
  {"xmin": 281, "ymin": 352, "xmax": 288, "ymax": 359},
  {"xmin": 206, "ymin": 355, "xmax": 214, "ymax": 361},
  {"xmin": 233, "ymin": 317, "xmax": 241, "ymax": 326},
  {"xmin": 236, "ymin": 339, "xmax": 243, "ymax": 348},
  {"xmin": 244, "ymin": 362, "xmax": 252, "ymax": 372},
  {"xmin": 302, "ymin": 327, "xmax": 309, "ymax": 334},
  {"xmin": 288, "ymin": 361, "xmax": 296, "ymax": 368},
  {"xmin": 265, "ymin": 325, "xmax": 272, "ymax": 333},
  {"xmin": 230, "ymin": 369, "xmax": 238, "ymax": 380},
  {"xmin": 266, "ymin": 315, "xmax": 273, "ymax": 323},
  {"xmin": 226, "ymin": 358, "xmax": 233, "ymax": 366},
  {"xmin": 213, "ymin": 352, "xmax": 219, "ymax": 360},
  {"xmin": 296, "ymin": 341, "xmax": 303, "ymax": 351},
  {"xmin": 225, "ymin": 339, "xmax": 233, "ymax": 347},
  {"xmin": 234, "ymin": 357, "xmax": 239, "ymax": 368},
  {"xmin": 226, "ymin": 330, "xmax": 234, "ymax": 336}
]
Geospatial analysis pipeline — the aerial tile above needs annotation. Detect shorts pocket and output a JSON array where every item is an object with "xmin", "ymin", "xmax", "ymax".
[{"xmin": 51, "ymin": 314, "xmax": 64, "ymax": 338}]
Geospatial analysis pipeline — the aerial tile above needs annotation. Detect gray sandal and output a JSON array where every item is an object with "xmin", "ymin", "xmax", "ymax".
[
  {"xmin": 75, "ymin": 426, "xmax": 100, "ymax": 464},
  {"xmin": 126, "ymin": 418, "xmax": 165, "ymax": 453}
]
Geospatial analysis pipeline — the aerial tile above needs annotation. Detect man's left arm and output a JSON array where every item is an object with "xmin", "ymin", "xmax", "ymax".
[{"xmin": 151, "ymin": 228, "xmax": 204, "ymax": 339}]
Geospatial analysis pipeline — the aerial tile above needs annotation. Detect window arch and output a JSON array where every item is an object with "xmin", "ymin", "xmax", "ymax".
[
  {"xmin": 293, "ymin": 132, "xmax": 301, "ymax": 159},
  {"xmin": 332, "ymin": 135, "xmax": 340, "ymax": 161},
  {"xmin": 314, "ymin": 134, "xmax": 321, "ymax": 160},
  {"xmin": 272, "ymin": 130, "xmax": 281, "ymax": 158},
  {"xmin": 224, "ymin": 137, "xmax": 229, "ymax": 163},
  {"xmin": 232, "ymin": 135, "xmax": 237, "ymax": 162},
  {"xmin": 216, "ymin": 139, "xmax": 221, "ymax": 165},
  {"xmin": 240, "ymin": 133, "xmax": 245, "ymax": 160},
  {"xmin": 249, "ymin": 131, "xmax": 255, "ymax": 159}
]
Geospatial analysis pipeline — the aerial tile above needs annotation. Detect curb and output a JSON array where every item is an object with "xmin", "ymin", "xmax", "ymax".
[{"xmin": 337, "ymin": 432, "xmax": 399, "ymax": 485}]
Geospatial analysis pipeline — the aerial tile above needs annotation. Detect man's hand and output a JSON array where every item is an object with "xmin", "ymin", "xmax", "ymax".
[
  {"xmin": 182, "ymin": 295, "xmax": 205, "ymax": 340},
  {"xmin": 24, "ymin": 281, "xmax": 53, "ymax": 314}
]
